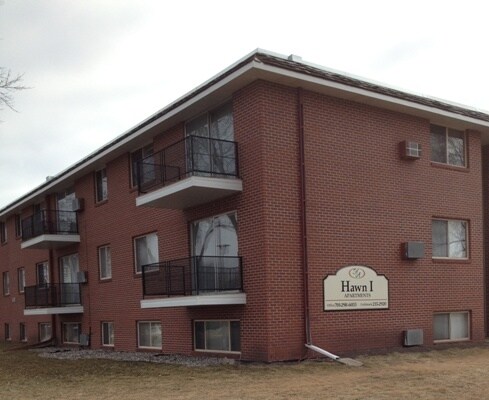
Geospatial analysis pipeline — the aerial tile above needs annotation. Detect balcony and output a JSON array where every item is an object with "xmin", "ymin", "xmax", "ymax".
[
  {"xmin": 21, "ymin": 210, "xmax": 80, "ymax": 249},
  {"xmin": 140, "ymin": 256, "xmax": 246, "ymax": 308},
  {"xmin": 24, "ymin": 283, "xmax": 83, "ymax": 315},
  {"xmin": 135, "ymin": 135, "xmax": 243, "ymax": 209}
]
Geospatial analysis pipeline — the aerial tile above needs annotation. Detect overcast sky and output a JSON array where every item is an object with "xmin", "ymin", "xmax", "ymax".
[{"xmin": 1, "ymin": 0, "xmax": 488, "ymax": 208}]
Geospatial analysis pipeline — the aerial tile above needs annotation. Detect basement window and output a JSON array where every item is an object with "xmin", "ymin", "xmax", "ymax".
[
  {"xmin": 194, "ymin": 320, "xmax": 240, "ymax": 353},
  {"xmin": 62, "ymin": 323, "xmax": 81, "ymax": 344},
  {"xmin": 39, "ymin": 323, "xmax": 52, "ymax": 342},
  {"xmin": 433, "ymin": 312, "xmax": 469, "ymax": 342},
  {"xmin": 137, "ymin": 321, "xmax": 161, "ymax": 349}
]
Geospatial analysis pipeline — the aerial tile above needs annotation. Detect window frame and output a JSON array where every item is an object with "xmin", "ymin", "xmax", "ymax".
[
  {"xmin": 130, "ymin": 144, "xmax": 154, "ymax": 188},
  {"xmin": 193, "ymin": 319, "xmax": 240, "ymax": 354},
  {"xmin": 430, "ymin": 124, "xmax": 466, "ymax": 167},
  {"xmin": 0, "ymin": 221, "xmax": 7, "ymax": 244},
  {"xmin": 433, "ymin": 311, "xmax": 470, "ymax": 343},
  {"xmin": 4, "ymin": 323, "xmax": 11, "ymax": 341},
  {"xmin": 101, "ymin": 321, "xmax": 114, "ymax": 347},
  {"xmin": 137, "ymin": 321, "xmax": 162, "ymax": 349},
  {"xmin": 3, "ymin": 271, "xmax": 10, "ymax": 296},
  {"xmin": 36, "ymin": 262, "xmax": 50, "ymax": 286},
  {"xmin": 18, "ymin": 267, "xmax": 25, "ymax": 293},
  {"xmin": 432, "ymin": 218, "xmax": 469, "ymax": 260},
  {"xmin": 133, "ymin": 232, "xmax": 159, "ymax": 274},
  {"xmin": 95, "ymin": 167, "xmax": 108, "ymax": 203},
  {"xmin": 62, "ymin": 322, "xmax": 81, "ymax": 344},
  {"xmin": 39, "ymin": 323, "xmax": 52, "ymax": 342},
  {"xmin": 98, "ymin": 245, "xmax": 112, "ymax": 280},
  {"xmin": 19, "ymin": 323, "xmax": 27, "ymax": 342},
  {"xmin": 15, "ymin": 214, "xmax": 22, "ymax": 238}
]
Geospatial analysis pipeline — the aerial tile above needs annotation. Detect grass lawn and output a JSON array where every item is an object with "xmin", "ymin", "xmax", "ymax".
[{"xmin": 2, "ymin": 343, "xmax": 489, "ymax": 399}]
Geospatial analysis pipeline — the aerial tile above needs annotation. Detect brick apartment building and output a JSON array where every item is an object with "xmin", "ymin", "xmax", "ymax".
[{"xmin": 1, "ymin": 49, "xmax": 489, "ymax": 362}]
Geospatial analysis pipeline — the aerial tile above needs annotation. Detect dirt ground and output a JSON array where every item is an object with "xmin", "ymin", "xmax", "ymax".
[{"xmin": 2, "ymin": 343, "xmax": 489, "ymax": 399}]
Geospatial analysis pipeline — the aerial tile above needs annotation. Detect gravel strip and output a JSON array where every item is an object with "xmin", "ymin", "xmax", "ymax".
[{"xmin": 30, "ymin": 347, "xmax": 236, "ymax": 367}]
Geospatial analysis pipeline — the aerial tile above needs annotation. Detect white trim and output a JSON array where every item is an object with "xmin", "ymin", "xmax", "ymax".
[
  {"xmin": 252, "ymin": 61, "xmax": 489, "ymax": 130},
  {"xmin": 24, "ymin": 305, "xmax": 84, "ymax": 315},
  {"xmin": 21, "ymin": 234, "xmax": 80, "ymax": 250},
  {"xmin": 141, "ymin": 293, "xmax": 246, "ymax": 308},
  {"xmin": 136, "ymin": 176, "xmax": 243, "ymax": 209}
]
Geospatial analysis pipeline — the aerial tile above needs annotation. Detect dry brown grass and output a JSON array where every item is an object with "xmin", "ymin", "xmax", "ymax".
[{"xmin": 2, "ymin": 343, "xmax": 489, "ymax": 399}]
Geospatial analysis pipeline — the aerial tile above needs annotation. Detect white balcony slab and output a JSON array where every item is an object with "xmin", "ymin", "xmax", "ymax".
[
  {"xmin": 21, "ymin": 234, "xmax": 80, "ymax": 250},
  {"xmin": 136, "ymin": 176, "xmax": 242, "ymax": 209},
  {"xmin": 141, "ymin": 293, "xmax": 246, "ymax": 308},
  {"xmin": 24, "ymin": 305, "xmax": 84, "ymax": 315}
]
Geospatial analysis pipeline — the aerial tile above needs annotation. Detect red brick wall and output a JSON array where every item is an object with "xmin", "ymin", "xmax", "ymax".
[
  {"xmin": 0, "ymin": 78, "xmax": 485, "ymax": 362},
  {"xmin": 302, "ymin": 90, "xmax": 484, "ymax": 354}
]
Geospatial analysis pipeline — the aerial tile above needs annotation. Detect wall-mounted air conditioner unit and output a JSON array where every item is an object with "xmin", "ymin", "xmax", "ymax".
[
  {"xmin": 79, "ymin": 333, "xmax": 90, "ymax": 347},
  {"xmin": 402, "ymin": 241, "xmax": 424, "ymax": 260},
  {"xmin": 77, "ymin": 271, "xmax": 88, "ymax": 283},
  {"xmin": 72, "ymin": 198, "xmax": 84, "ymax": 212},
  {"xmin": 400, "ymin": 141, "xmax": 421, "ymax": 160},
  {"xmin": 404, "ymin": 329, "xmax": 423, "ymax": 346}
]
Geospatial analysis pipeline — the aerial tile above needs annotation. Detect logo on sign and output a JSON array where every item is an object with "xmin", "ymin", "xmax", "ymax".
[{"xmin": 348, "ymin": 267, "xmax": 365, "ymax": 279}]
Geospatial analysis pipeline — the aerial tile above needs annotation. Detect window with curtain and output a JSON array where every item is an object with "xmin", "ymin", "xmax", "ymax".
[{"xmin": 134, "ymin": 233, "xmax": 158, "ymax": 274}]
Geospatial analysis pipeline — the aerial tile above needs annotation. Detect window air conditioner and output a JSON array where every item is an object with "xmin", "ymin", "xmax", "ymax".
[
  {"xmin": 400, "ymin": 141, "xmax": 421, "ymax": 160},
  {"xmin": 404, "ymin": 329, "xmax": 423, "ymax": 346},
  {"xmin": 79, "ymin": 333, "xmax": 90, "ymax": 347},
  {"xmin": 71, "ymin": 198, "xmax": 84, "ymax": 212},
  {"xmin": 77, "ymin": 271, "xmax": 88, "ymax": 283},
  {"xmin": 402, "ymin": 241, "xmax": 424, "ymax": 260}
]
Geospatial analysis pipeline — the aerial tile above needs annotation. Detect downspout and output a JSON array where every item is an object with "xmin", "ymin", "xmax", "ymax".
[
  {"xmin": 47, "ymin": 194, "xmax": 57, "ymax": 344},
  {"xmin": 297, "ymin": 88, "xmax": 361, "ymax": 366},
  {"xmin": 49, "ymin": 248, "xmax": 57, "ymax": 344},
  {"xmin": 297, "ymin": 88, "xmax": 312, "ymax": 346}
]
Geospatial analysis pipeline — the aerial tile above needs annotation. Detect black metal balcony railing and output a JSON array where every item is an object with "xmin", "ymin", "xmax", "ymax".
[
  {"xmin": 24, "ymin": 283, "xmax": 81, "ymax": 308},
  {"xmin": 137, "ymin": 135, "xmax": 239, "ymax": 194},
  {"xmin": 21, "ymin": 210, "xmax": 79, "ymax": 241},
  {"xmin": 142, "ymin": 256, "xmax": 243, "ymax": 297}
]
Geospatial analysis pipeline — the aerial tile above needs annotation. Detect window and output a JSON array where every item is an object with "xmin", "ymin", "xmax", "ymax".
[
  {"xmin": 0, "ymin": 221, "xmax": 7, "ymax": 244},
  {"xmin": 36, "ymin": 262, "xmax": 50, "ymax": 285},
  {"xmin": 39, "ymin": 323, "xmax": 52, "ymax": 342},
  {"xmin": 18, "ymin": 268, "xmax": 25, "ymax": 293},
  {"xmin": 434, "ymin": 312, "xmax": 469, "ymax": 342},
  {"xmin": 15, "ymin": 214, "xmax": 22, "ymax": 238},
  {"xmin": 194, "ymin": 320, "xmax": 240, "ymax": 353},
  {"xmin": 95, "ymin": 168, "xmax": 108, "ymax": 202},
  {"xmin": 185, "ymin": 103, "xmax": 236, "ymax": 177},
  {"xmin": 4, "ymin": 323, "xmax": 10, "ymax": 341},
  {"xmin": 19, "ymin": 323, "xmax": 27, "ymax": 342},
  {"xmin": 99, "ymin": 245, "xmax": 112, "ymax": 280},
  {"xmin": 137, "ymin": 321, "xmax": 161, "ymax": 349},
  {"xmin": 101, "ymin": 322, "xmax": 114, "ymax": 347},
  {"xmin": 3, "ymin": 272, "xmax": 9, "ymax": 295},
  {"xmin": 131, "ymin": 144, "xmax": 154, "ymax": 187},
  {"xmin": 134, "ymin": 233, "xmax": 158, "ymax": 274},
  {"xmin": 62, "ymin": 323, "xmax": 81, "ymax": 344},
  {"xmin": 432, "ymin": 219, "xmax": 468, "ymax": 259},
  {"xmin": 430, "ymin": 124, "xmax": 466, "ymax": 167}
]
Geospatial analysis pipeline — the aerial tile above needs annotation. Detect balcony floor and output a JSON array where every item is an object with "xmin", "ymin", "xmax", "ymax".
[
  {"xmin": 21, "ymin": 234, "xmax": 81, "ymax": 250},
  {"xmin": 24, "ymin": 305, "xmax": 84, "ymax": 315},
  {"xmin": 140, "ymin": 293, "xmax": 246, "ymax": 308},
  {"xmin": 136, "ymin": 176, "xmax": 243, "ymax": 209}
]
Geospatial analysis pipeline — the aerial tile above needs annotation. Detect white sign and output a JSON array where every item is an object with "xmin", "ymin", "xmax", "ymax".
[{"xmin": 323, "ymin": 265, "xmax": 388, "ymax": 311}]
